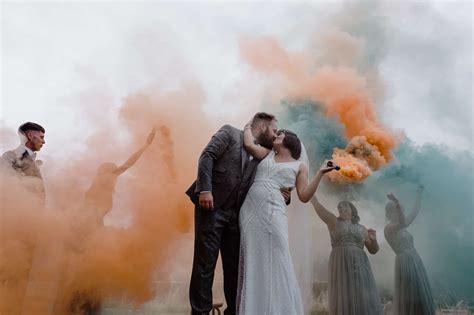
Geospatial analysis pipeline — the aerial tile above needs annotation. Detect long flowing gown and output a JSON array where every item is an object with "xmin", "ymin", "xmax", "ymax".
[
  {"xmin": 329, "ymin": 219, "xmax": 383, "ymax": 315},
  {"xmin": 385, "ymin": 228, "xmax": 435, "ymax": 315},
  {"xmin": 237, "ymin": 151, "xmax": 304, "ymax": 315}
]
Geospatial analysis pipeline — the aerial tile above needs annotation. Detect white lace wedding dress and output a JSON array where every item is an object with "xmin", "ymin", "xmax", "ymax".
[{"xmin": 237, "ymin": 151, "xmax": 304, "ymax": 315}]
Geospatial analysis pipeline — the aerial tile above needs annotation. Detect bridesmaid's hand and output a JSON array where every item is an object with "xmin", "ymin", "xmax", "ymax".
[
  {"xmin": 368, "ymin": 228, "xmax": 377, "ymax": 241},
  {"xmin": 146, "ymin": 127, "xmax": 157, "ymax": 145},
  {"xmin": 386, "ymin": 193, "xmax": 399, "ymax": 204},
  {"xmin": 365, "ymin": 228, "xmax": 380, "ymax": 254}
]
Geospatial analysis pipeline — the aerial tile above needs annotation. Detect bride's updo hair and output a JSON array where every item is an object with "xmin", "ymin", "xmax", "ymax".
[{"xmin": 278, "ymin": 129, "xmax": 301, "ymax": 160}]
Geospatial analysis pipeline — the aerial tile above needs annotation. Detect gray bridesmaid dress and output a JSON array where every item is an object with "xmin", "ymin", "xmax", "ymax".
[
  {"xmin": 385, "ymin": 228, "xmax": 435, "ymax": 315},
  {"xmin": 328, "ymin": 219, "xmax": 383, "ymax": 315}
]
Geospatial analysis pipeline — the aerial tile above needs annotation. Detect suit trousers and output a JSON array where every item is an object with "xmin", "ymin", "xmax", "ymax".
[{"xmin": 190, "ymin": 203, "xmax": 240, "ymax": 315}]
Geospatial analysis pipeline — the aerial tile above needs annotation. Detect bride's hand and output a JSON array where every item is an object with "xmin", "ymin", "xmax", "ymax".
[
  {"xmin": 318, "ymin": 161, "xmax": 336, "ymax": 175},
  {"xmin": 367, "ymin": 228, "xmax": 377, "ymax": 241}
]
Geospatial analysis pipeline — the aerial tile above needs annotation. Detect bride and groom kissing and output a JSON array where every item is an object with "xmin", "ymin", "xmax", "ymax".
[{"xmin": 186, "ymin": 112, "xmax": 336, "ymax": 315}]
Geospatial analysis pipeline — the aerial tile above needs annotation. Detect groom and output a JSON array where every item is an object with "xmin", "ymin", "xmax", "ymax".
[{"xmin": 186, "ymin": 112, "xmax": 289, "ymax": 315}]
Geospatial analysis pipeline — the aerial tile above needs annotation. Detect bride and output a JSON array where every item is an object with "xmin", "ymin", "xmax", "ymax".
[{"xmin": 237, "ymin": 124, "xmax": 335, "ymax": 315}]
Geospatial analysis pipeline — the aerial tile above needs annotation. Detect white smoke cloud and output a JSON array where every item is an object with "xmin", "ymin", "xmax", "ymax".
[{"xmin": 379, "ymin": 1, "xmax": 472, "ymax": 149}]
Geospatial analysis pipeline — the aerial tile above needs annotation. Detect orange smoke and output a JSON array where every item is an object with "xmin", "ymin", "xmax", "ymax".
[
  {"xmin": 0, "ymin": 83, "xmax": 217, "ymax": 314},
  {"xmin": 240, "ymin": 36, "xmax": 400, "ymax": 182},
  {"xmin": 157, "ymin": 125, "xmax": 178, "ymax": 180}
]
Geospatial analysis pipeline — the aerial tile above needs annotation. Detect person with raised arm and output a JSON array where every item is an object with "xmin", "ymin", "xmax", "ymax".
[
  {"xmin": 84, "ymin": 127, "xmax": 156, "ymax": 225},
  {"xmin": 60, "ymin": 128, "xmax": 157, "ymax": 315},
  {"xmin": 310, "ymin": 161, "xmax": 383, "ymax": 315},
  {"xmin": 384, "ymin": 186, "xmax": 435, "ymax": 315}
]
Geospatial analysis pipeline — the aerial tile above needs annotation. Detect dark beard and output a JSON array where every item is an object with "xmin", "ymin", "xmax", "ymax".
[{"xmin": 256, "ymin": 133, "xmax": 274, "ymax": 150}]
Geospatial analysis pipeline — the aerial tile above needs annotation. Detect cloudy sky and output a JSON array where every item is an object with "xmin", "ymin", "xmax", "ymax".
[{"xmin": 1, "ymin": 1, "xmax": 472, "ymax": 155}]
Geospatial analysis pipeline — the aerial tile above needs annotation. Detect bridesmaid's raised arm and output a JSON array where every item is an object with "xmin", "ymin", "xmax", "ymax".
[
  {"xmin": 310, "ymin": 195, "xmax": 338, "ymax": 232},
  {"xmin": 405, "ymin": 185, "xmax": 424, "ymax": 226},
  {"xmin": 384, "ymin": 193, "xmax": 408, "ymax": 237},
  {"xmin": 114, "ymin": 127, "xmax": 156, "ymax": 176}
]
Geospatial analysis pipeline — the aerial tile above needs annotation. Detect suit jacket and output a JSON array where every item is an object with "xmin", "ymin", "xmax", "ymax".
[
  {"xmin": 1, "ymin": 145, "xmax": 45, "ymax": 200},
  {"xmin": 186, "ymin": 124, "xmax": 259, "ymax": 210}
]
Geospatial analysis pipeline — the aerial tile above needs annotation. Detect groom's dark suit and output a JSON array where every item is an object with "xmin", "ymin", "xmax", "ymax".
[{"xmin": 186, "ymin": 124, "xmax": 259, "ymax": 315}]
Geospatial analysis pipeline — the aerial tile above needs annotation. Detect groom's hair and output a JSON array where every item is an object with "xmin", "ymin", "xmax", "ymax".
[
  {"xmin": 19, "ymin": 122, "xmax": 45, "ymax": 134},
  {"xmin": 252, "ymin": 112, "xmax": 276, "ymax": 127},
  {"xmin": 279, "ymin": 129, "xmax": 301, "ymax": 160}
]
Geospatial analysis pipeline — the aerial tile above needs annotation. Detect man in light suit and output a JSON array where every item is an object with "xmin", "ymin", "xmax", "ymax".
[
  {"xmin": 0, "ymin": 122, "xmax": 47, "ymax": 315},
  {"xmin": 1, "ymin": 121, "xmax": 46, "ymax": 200}
]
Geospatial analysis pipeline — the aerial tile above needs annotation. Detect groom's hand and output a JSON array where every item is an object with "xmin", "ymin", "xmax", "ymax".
[
  {"xmin": 199, "ymin": 191, "xmax": 214, "ymax": 210},
  {"xmin": 367, "ymin": 228, "xmax": 377, "ymax": 241},
  {"xmin": 281, "ymin": 188, "xmax": 292, "ymax": 204}
]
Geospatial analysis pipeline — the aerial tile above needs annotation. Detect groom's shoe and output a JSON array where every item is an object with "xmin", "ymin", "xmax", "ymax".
[
  {"xmin": 223, "ymin": 305, "xmax": 235, "ymax": 315},
  {"xmin": 191, "ymin": 302, "xmax": 223, "ymax": 315},
  {"xmin": 213, "ymin": 302, "xmax": 224, "ymax": 315}
]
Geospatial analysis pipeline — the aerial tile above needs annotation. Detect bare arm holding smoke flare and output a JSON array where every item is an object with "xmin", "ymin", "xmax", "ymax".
[
  {"xmin": 243, "ymin": 123, "xmax": 270, "ymax": 160},
  {"xmin": 385, "ymin": 193, "xmax": 407, "ymax": 235},
  {"xmin": 296, "ymin": 162, "xmax": 336, "ymax": 203},
  {"xmin": 405, "ymin": 185, "xmax": 424, "ymax": 226},
  {"xmin": 113, "ymin": 127, "xmax": 156, "ymax": 176},
  {"xmin": 309, "ymin": 162, "xmax": 338, "ymax": 232},
  {"xmin": 365, "ymin": 228, "xmax": 380, "ymax": 254},
  {"xmin": 196, "ymin": 125, "xmax": 233, "ymax": 210}
]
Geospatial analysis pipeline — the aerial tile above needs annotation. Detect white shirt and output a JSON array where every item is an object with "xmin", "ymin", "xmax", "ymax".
[{"xmin": 22, "ymin": 145, "xmax": 36, "ymax": 160}]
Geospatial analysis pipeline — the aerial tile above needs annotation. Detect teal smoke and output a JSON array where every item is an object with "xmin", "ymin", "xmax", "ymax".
[
  {"xmin": 374, "ymin": 142, "xmax": 474, "ymax": 304},
  {"xmin": 281, "ymin": 100, "xmax": 347, "ymax": 167},
  {"xmin": 281, "ymin": 101, "xmax": 474, "ymax": 304}
]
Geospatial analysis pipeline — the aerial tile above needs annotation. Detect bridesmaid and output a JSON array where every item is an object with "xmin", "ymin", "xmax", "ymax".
[
  {"xmin": 384, "ymin": 187, "xmax": 435, "ymax": 315},
  {"xmin": 311, "ymin": 162, "xmax": 383, "ymax": 315}
]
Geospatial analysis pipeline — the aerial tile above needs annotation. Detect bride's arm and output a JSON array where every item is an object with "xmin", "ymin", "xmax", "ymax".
[
  {"xmin": 243, "ymin": 124, "xmax": 271, "ymax": 160},
  {"xmin": 295, "ymin": 162, "xmax": 338, "ymax": 231},
  {"xmin": 295, "ymin": 162, "xmax": 335, "ymax": 203}
]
